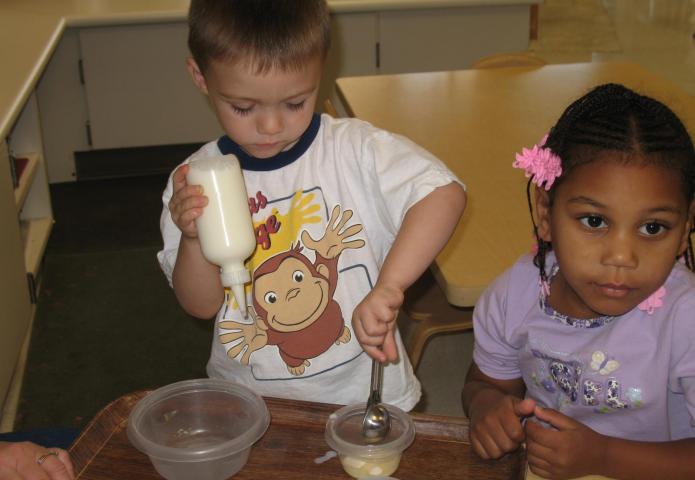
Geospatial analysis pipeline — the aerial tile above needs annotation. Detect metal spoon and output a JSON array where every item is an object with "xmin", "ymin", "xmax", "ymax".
[{"xmin": 361, "ymin": 358, "xmax": 391, "ymax": 443}]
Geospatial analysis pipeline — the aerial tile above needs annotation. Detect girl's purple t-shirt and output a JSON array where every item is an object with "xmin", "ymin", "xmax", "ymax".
[{"xmin": 473, "ymin": 253, "xmax": 695, "ymax": 441}]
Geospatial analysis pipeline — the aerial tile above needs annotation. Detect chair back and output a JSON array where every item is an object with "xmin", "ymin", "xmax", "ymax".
[{"xmin": 323, "ymin": 98, "xmax": 339, "ymax": 117}]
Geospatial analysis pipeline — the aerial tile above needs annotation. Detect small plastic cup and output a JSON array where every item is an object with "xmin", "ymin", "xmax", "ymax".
[
  {"xmin": 127, "ymin": 379, "xmax": 270, "ymax": 480},
  {"xmin": 325, "ymin": 403, "xmax": 415, "ymax": 479}
]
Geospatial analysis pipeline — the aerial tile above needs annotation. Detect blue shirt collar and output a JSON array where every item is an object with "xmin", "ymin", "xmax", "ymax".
[{"xmin": 216, "ymin": 113, "xmax": 321, "ymax": 171}]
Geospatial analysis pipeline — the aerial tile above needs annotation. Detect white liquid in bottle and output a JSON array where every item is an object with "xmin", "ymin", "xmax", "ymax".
[{"xmin": 186, "ymin": 155, "xmax": 256, "ymax": 317}]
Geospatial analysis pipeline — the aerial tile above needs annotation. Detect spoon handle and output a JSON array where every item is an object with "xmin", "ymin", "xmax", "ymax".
[{"xmin": 368, "ymin": 358, "xmax": 383, "ymax": 404}]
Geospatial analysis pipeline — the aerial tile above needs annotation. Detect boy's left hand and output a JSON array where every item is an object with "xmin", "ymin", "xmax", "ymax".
[
  {"xmin": 351, "ymin": 283, "xmax": 403, "ymax": 363},
  {"xmin": 525, "ymin": 406, "xmax": 607, "ymax": 479}
]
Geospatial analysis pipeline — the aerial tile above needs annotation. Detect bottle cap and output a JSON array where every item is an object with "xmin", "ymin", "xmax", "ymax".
[
  {"xmin": 220, "ymin": 266, "xmax": 250, "ymax": 287},
  {"xmin": 221, "ymin": 266, "xmax": 250, "ymax": 319}
]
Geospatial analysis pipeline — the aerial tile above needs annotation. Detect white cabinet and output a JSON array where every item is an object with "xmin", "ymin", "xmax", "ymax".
[
  {"xmin": 329, "ymin": 13, "xmax": 379, "ymax": 77},
  {"xmin": 39, "ymin": 17, "xmax": 380, "ymax": 182},
  {"xmin": 37, "ymin": 29, "xmax": 89, "ymax": 183},
  {"xmin": 378, "ymin": 5, "xmax": 530, "ymax": 74},
  {"xmin": 78, "ymin": 16, "xmax": 380, "ymax": 152},
  {"xmin": 0, "ymin": 92, "xmax": 53, "ymax": 428},
  {"xmin": 79, "ymin": 22, "xmax": 222, "ymax": 151},
  {"xmin": 321, "ymin": 12, "xmax": 379, "ymax": 106}
]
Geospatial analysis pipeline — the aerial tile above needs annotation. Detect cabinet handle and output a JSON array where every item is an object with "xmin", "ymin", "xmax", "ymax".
[
  {"xmin": 26, "ymin": 273, "xmax": 37, "ymax": 304},
  {"xmin": 85, "ymin": 122, "xmax": 93, "ymax": 147},
  {"xmin": 78, "ymin": 58, "xmax": 85, "ymax": 85}
]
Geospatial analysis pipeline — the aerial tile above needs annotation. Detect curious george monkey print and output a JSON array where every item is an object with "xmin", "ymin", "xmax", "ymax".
[{"xmin": 219, "ymin": 195, "xmax": 365, "ymax": 376}]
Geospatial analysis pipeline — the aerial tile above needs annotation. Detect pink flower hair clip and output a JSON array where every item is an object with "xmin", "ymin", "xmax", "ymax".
[
  {"xmin": 514, "ymin": 134, "xmax": 562, "ymax": 190},
  {"xmin": 637, "ymin": 286, "xmax": 666, "ymax": 315}
]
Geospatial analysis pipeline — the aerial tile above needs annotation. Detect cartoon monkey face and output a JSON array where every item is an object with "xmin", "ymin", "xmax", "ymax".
[{"xmin": 253, "ymin": 256, "xmax": 330, "ymax": 333}]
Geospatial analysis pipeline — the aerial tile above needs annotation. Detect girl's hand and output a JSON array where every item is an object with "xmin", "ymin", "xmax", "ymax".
[
  {"xmin": 469, "ymin": 394, "xmax": 536, "ymax": 460},
  {"xmin": 525, "ymin": 406, "xmax": 607, "ymax": 479},
  {"xmin": 168, "ymin": 164, "xmax": 208, "ymax": 239},
  {"xmin": 351, "ymin": 283, "xmax": 404, "ymax": 363}
]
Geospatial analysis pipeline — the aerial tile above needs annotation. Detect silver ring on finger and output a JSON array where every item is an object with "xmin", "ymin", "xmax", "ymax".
[{"xmin": 37, "ymin": 450, "xmax": 60, "ymax": 465}]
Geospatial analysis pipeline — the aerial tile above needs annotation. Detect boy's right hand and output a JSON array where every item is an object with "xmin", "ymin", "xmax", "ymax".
[
  {"xmin": 351, "ymin": 282, "xmax": 404, "ymax": 363},
  {"xmin": 469, "ymin": 393, "xmax": 536, "ymax": 460},
  {"xmin": 168, "ymin": 164, "xmax": 208, "ymax": 239}
]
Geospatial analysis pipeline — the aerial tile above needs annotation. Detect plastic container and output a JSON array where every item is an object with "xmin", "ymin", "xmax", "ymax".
[
  {"xmin": 325, "ymin": 403, "xmax": 415, "ymax": 478},
  {"xmin": 127, "ymin": 379, "xmax": 270, "ymax": 480},
  {"xmin": 186, "ymin": 155, "xmax": 256, "ymax": 317}
]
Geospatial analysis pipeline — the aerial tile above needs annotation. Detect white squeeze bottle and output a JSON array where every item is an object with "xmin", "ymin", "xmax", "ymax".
[{"xmin": 186, "ymin": 154, "xmax": 256, "ymax": 317}]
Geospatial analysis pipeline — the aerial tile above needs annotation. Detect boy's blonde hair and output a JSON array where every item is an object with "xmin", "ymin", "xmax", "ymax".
[{"xmin": 188, "ymin": 0, "xmax": 331, "ymax": 75}]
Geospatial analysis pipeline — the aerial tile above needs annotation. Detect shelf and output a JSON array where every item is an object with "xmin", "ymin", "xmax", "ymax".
[
  {"xmin": 20, "ymin": 216, "xmax": 54, "ymax": 278},
  {"xmin": 13, "ymin": 153, "xmax": 39, "ymax": 208}
]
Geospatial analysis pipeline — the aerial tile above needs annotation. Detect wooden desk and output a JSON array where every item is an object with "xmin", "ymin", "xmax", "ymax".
[
  {"xmin": 336, "ymin": 62, "xmax": 695, "ymax": 307},
  {"xmin": 69, "ymin": 392, "xmax": 521, "ymax": 479}
]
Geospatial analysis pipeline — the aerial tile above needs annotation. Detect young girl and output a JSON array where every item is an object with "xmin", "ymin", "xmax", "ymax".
[{"xmin": 462, "ymin": 83, "xmax": 695, "ymax": 480}]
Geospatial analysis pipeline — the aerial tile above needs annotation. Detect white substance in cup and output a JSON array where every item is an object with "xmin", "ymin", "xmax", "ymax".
[{"xmin": 340, "ymin": 453, "xmax": 400, "ymax": 478}]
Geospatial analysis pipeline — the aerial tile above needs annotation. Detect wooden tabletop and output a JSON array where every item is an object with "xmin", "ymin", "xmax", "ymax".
[
  {"xmin": 336, "ymin": 62, "xmax": 695, "ymax": 307},
  {"xmin": 69, "ymin": 391, "xmax": 521, "ymax": 479}
]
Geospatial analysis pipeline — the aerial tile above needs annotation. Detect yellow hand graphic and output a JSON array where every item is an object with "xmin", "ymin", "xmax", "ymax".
[
  {"xmin": 301, "ymin": 205, "xmax": 365, "ymax": 259},
  {"xmin": 219, "ymin": 319, "xmax": 268, "ymax": 365}
]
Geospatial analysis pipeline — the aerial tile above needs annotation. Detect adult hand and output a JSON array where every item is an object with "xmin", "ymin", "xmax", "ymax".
[
  {"xmin": 0, "ymin": 441, "xmax": 75, "ymax": 480},
  {"xmin": 525, "ymin": 406, "xmax": 606, "ymax": 479}
]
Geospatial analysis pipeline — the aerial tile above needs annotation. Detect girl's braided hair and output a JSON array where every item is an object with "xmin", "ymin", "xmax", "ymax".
[{"xmin": 527, "ymin": 83, "xmax": 695, "ymax": 282}]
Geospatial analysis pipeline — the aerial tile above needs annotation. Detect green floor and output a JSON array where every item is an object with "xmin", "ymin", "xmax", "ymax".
[{"xmin": 15, "ymin": 175, "xmax": 212, "ymax": 431}]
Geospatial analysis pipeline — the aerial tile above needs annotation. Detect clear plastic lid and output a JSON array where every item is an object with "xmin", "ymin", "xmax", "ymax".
[{"xmin": 127, "ymin": 379, "xmax": 270, "ymax": 462}]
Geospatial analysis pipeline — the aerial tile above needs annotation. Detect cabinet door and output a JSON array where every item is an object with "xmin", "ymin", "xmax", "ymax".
[
  {"xmin": 321, "ymin": 12, "xmax": 378, "ymax": 115},
  {"xmin": 37, "ymin": 29, "xmax": 90, "ymax": 184},
  {"xmin": 378, "ymin": 5, "xmax": 530, "ymax": 74},
  {"xmin": 324, "ymin": 12, "xmax": 378, "ymax": 81},
  {"xmin": 0, "ymin": 143, "xmax": 32, "ymax": 407},
  {"xmin": 79, "ymin": 23, "xmax": 222, "ymax": 150}
]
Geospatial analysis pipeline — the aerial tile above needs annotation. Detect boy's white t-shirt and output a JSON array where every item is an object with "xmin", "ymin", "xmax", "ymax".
[{"xmin": 158, "ymin": 114, "xmax": 464, "ymax": 410}]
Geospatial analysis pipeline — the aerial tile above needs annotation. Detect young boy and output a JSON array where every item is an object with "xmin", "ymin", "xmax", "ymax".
[{"xmin": 158, "ymin": 0, "xmax": 466, "ymax": 410}]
